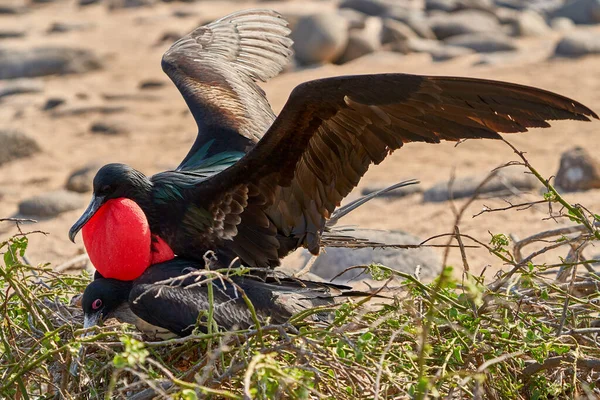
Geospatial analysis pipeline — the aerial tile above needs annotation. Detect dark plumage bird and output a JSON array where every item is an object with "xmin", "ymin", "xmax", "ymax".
[
  {"xmin": 69, "ymin": 9, "xmax": 598, "ymax": 280},
  {"xmin": 81, "ymin": 258, "xmax": 365, "ymax": 338}
]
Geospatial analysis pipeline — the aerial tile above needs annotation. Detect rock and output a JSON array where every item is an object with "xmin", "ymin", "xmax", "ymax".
[
  {"xmin": 0, "ymin": 129, "xmax": 40, "ymax": 166},
  {"xmin": 445, "ymin": 33, "xmax": 518, "ymax": 53},
  {"xmin": 361, "ymin": 182, "xmax": 422, "ymax": 198},
  {"xmin": 0, "ymin": 80, "xmax": 43, "ymax": 99},
  {"xmin": 155, "ymin": 31, "xmax": 182, "ymax": 46},
  {"xmin": 381, "ymin": 18, "xmax": 418, "ymax": 44},
  {"xmin": 339, "ymin": 0, "xmax": 393, "ymax": 16},
  {"xmin": 426, "ymin": 0, "xmax": 494, "ymax": 12},
  {"xmin": 79, "ymin": 0, "xmax": 101, "ymax": 5},
  {"xmin": 407, "ymin": 37, "xmax": 475, "ymax": 60},
  {"xmin": 90, "ymin": 120, "xmax": 129, "ymax": 135},
  {"xmin": 550, "ymin": 17, "xmax": 575, "ymax": 32},
  {"xmin": 47, "ymin": 21, "xmax": 94, "ymax": 34},
  {"xmin": 555, "ymin": 31, "xmax": 600, "ymax": 57},
  {"xmin": 0, "ymin": 47, "xmax": 102, "ymax": 80},
  {"xmin": 42, "ymin": 97, "xmax": 66, "ymax": 111},
  {"xmin": 407, "ymin": 16, "xmax": 438, "ymax": 40},
  {"xmin": 66, "ymin": 163, "xmax": 102, "ymax": 193},
  {"xmin": 426, "ymin": 0, "xmax": 459, "ymax": 12},
  {"xmin": 51, "ymin": 105, "xmax": 126, "ymax": 117},
  {"xmin": 172, "ymin": 9, "xmax": 198, "ymax": 18},
  {"xmin": 139, "ymin": 79, "xmax": 166, "ymax": 90},
  {"xmin": 423, "ymin": 168, "xmax": 540, "ymax": 202},
  {"xmin": 336, "ymin": 17, "xmax": 382, "ymax": 64},
  {"xmin": 475, "ymin": 48, "xmax": 549, "ymax": 66},
  {"xmin": 0, "ymin": 29, "xmax": 26, "ymax": 39},
  {"xmin": 301, "ymin": 229, "xmax": 442, "ymax": 283},
  {"xmin": 554, "ymin": 147, "xmax": 600, "ymax": 192},
  {"xmin": 107, "ymin": 0, "xmax": 154, "ymax": 9},
  {"xmin": 428, "ymin": 10, "xmax": 501, "ymax": 39},
  {"xmin": 337, "ymin": 8, "xmax": 368, "ymax": 29},
  {"xmin": 513, "ymin": 10, "xmax": 550, "ymax": 37},
  {"xmin": 0, "ymin": 0, "xmax": 27, "ymax": 14},
  {"xmin": 18, "ymin": 190, "xmax": 85, "ymax": 218},
  {"xmin": 550, "ymin": 0, "xmax": 600, "ymax": 25},
  {"xmin": 291, "ymin": 13, "xmax": 349, "ymax": 65}
]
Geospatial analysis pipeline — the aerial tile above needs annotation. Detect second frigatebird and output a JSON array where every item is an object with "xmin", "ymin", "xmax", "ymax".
[
  {"xmin": 81, "ymin": 257, "xmax": 369, "ymax": 337},
  {"xmin": 69, "ymin": 9, "xmax": 599, "ymax": 281}
]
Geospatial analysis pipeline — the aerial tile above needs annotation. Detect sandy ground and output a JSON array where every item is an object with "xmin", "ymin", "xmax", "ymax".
[{"xmin": 1, "ymin": 1, "xmax": 599, "ymax": 278}]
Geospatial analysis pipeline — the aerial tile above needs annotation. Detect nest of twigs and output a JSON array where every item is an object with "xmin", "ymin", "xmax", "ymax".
[{"xmin": 2, "ymin": 142, "xmax": 600, "ymax": 399}]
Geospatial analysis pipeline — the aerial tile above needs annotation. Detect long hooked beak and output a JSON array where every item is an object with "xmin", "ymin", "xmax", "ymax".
[
  {"xmin": 70, "ymin": 311, "xmax": 102, "ymax": 376},
  {"xmin": 69, "ymin": 195, "xmax": 104, "ymax": 243}
]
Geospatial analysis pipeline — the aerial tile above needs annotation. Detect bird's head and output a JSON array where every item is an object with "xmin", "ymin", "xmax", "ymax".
[
  {"xmin": 81, "ymin": 277, "xmax": 133, "ymax": 329},
  {"xmin": 69, "ymin": 163, "xmax": 152, "ymax": 243}
]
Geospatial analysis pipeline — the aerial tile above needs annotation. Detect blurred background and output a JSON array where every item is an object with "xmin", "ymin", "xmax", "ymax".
[{"xmin": 0, "ymin": 0, "xmax": 599, "ymax": 282}]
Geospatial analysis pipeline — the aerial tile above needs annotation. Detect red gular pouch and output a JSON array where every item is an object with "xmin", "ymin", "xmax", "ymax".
[
  {"xmin": 150, "ymin": 234, "xmax": 175, "ymax": 264},
  {"xmin": 82, "ymin": 198, "xmax": 159, "ymax": 281}
]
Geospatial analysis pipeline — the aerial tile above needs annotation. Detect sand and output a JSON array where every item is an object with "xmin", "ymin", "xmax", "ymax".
[{"xmin": 1, "ymin": 1, "xmax": 599, "ymax": 278}]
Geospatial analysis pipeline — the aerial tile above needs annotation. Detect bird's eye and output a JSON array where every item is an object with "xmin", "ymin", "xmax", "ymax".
[
  {"xmin": 100, "ymin": 185, "xmax": 111, "ymax": 193},
  {"xmin": 92, "ymin": 299, "xmax": 103, "ymax": 310}
]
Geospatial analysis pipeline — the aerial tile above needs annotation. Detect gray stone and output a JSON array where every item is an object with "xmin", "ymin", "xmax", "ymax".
[
  {"xmin": 426, "ymin": 0, "xmax": 494, "ymax": 12},
  {"xmin": 428, "ymin": 10, "xmax": 501, "ymax": 39},
  {"xmin": 79, "ymin": 0, "xmax": 101, "ymax": 5},
  {"xmin": 339, "ymin": 0, "xmax": 396, "ymax": 17},
  {"xmin": 407, "ymin": 37, "xmax": 475, "ymax": 60},
  {"xmin": 47, "ymin": 21, "xmax": 94, "ymax": 34},
  {"xmin": 301, "ymin": 229, "xmax": 442, "ymax": 283},
  {"xmin": 550, "ymin": 17, "xmax": 575, "ymax": 32},
  {"xmin": 107, "ymin": 0, "xmax": 154, "ymax": 9},
  {"xmin": 550, "ymin": 0, "xmax": 600, "ymax": 25},
  {"xmin": 513, "ymin": 10, "xmax": 550, "ymax": 37},
  {"xmin": 0, "ymin": 80, "xmax": 43, "ymax": 99},
  {"xmin": 90, "ymin": 120, "xmax": 129, "ymax": 135},
  {"xmin": 0, "ymin": 129, "xmax": 40, "ymax": 166},
  {"xmin": 381, "ymin": 18, "xmax": 418, "ymax": 44},
  {"xmin": 361, "ymin": 182, "xmax": 422, "ymax": 198},
  {"xmin": 51, "ymin": 105, "xmax": 126, "ymax": 117},
  {"xmin": 554, "ymin": 147, "xmax": 600, "ymax": 192},
  {"xmin": 42, "ymin": 97, "xmax": 66, "ymax": 111},
  {"xmin": 291, "ymin": 13, "xmax": 349, "ymax": 65},
  {"xmin": 496, "ymin": 0, "xmax": 564, "ymax": 14},
  {"xmin": 555, "ymin": 31, "xmax": 600, "ymax": 57},
  {"xmin": 66, "ymin": 163, "xmax": 102, "ymax": 193},
  {"xmin": 337, "ymin": 8, "xmax": 368, "ymax": 29},
  {"xmin": 0, "ymin": 29, "xmax": 26, "ymax": 39},
  {"xmin": 423, "ymin": 168, "xmax": 539, "ymax": 202},
  {"xmin": 0, "ymin": 0, "xmax": 27, "ymax": 14},
  {"xmin": 0, "ymin": 47, "xmax": 102, "ymax": 80},
  {"xmin": 445, "ymin": 33, "xmax": 518, "ymax": 53},
  {"xmin": 401, "ymin": 15, "xmax": 437, "ymax": 39},
  {"xmin": 336, "ymin": 17, "xmax": 382, "ymax": 64},
  {"xmin": 426, "ymin": 0, "xmax": 459, "ymax": 12},
  {"xmin": 19, "ymin": 190, "xmax": 85, "ymax": 218},
  {"xmin": 139, "ymin": 79, "xmax": 166, "ymax": 90}
]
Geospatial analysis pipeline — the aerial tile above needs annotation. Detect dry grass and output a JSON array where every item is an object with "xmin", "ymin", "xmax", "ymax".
[{"xmin": 2, "ymin": 143, "xmax": 600, "ymax": 399}]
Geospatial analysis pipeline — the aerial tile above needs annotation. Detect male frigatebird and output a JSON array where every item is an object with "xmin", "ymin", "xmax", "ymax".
[
  {"xmin": 69, "ymin": 9, "xmax": 599, "ymax": 282},
  {"xmin": 81, "ymin": 258, "xmax": 367, "ymax": 337}
]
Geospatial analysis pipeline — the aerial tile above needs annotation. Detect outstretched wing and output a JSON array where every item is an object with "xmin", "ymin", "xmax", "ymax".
[
  {"xmin": 184, "ymin": 74, "xmax": 598, "ymax": 268},
  {"xmin": 161, "ymin": 9, "xmax": 293, "ymax": 170}
]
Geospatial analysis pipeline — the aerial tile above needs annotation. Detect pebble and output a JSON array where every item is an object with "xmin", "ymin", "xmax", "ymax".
[
  {"xmin": 0, "ymin": 129, "xmax": 40, "ymax": 166},
  {"xmin": 423, "ymin": 168, "xmax": 540, "ymax": 202},
  {"xmin": 19, "ymin": 190, "xmax": 85, "ymax": 218},
  {"xmin": 554, "ymin": 147, "xmax": 600, "ymax": 192},
  {"xmin": 291, "ymin": 13, "xmax": 349, "ymax": 65},
  {"xmin": 0, "ymin": 47, "xmax": 102, "ymax": 80},
  {"xmin": 66, "ymin": 163, "xmax": 102, "ymax": 193}
]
